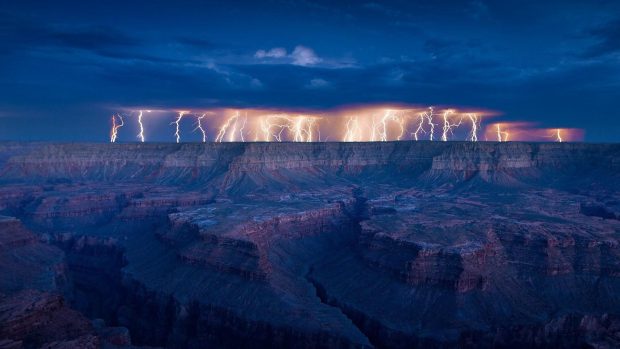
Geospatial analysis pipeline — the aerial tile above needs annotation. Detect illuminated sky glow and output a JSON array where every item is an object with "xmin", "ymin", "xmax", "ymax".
[{"xmin": 109, "ymin": 106, "xmax": 584, "ymax": 143}]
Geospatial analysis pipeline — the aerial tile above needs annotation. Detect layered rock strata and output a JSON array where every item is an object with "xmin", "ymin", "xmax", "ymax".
[{"xmin": 0, "ymin": 141, "xmax": 619, "ymax": 348}]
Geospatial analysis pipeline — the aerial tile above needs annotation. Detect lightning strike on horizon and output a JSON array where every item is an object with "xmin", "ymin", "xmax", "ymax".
[
  {"xmin": 382, "ymin": 110, "xmax": 405, "ymax": 141},
  {"xmin": 366, "ymin": 109, "xmax": 406, "ymax": 142},
  {"xmin": 258, "ymin": 114, "xmax": 320, "ymax": 142},
  {"xmin": 195, "ymin": 113, "xmax": 207, "ymax": 142},
  {"xmin": 259, "ymin": 117, "xmax": 270, "ymax": 141},
  {"xmin": 343, "ymin": 116, "xmax": 362, "ymax": 142},
  {"xmin": 173, "ymin": 111, "xmax": 187, "ymax": 143},
  {"xmin": 467, "ymin": 113, "xmax": 480, "ymax": 142},
  {"xmin": 239, "ymin": 115, "xmax": 247, "ymax": 142},
  {"xmin": 137, "ymin": 110, "xmax": 146, "ymax": 142},
  {"xmin": 496, "ymin": 124, "xmax": 509, "ymax": 142},
  {"xmin": 306, "ymin": 117, "xmax": 317, "ymax": 142},
  {"xmin": 228, "ymin": 113, "xmax": 239, "ymax": 142},
  {"xmin": 110, "ymin": 114, "xmax": 124, "ymax": 143},
  {"xmin": 555, "ymin": 129, "xmax": 563, "ymax": 142},
  {"xmin": 412, "ymin": 113, "xmax": 426, "ymax": 141},
  {"xmin": 441, "ymin": 110, "xmax": 462, "ymax": 142},
  {"xmin": 264, "ymin": 115, "xmax": 291, "ymax": 142},
  {"xmin": 424, "ymin": 107, "xmax": 436, "ymax": 141},
  {"xmin": 370, "ymin": 117, "xmax": 378, "ymax": 141},
  {"xmin": 293, "ymin": 116, "xmax": 315, "ymax": 142},
  {"xmin": 293, "ymin": 117, "xmax": 304, "ymax": 142},
  {"xmin": 294, "ymin": 116, "xmax": 319, "ymax": 142},
  {"xmin": 215, "ymin": 111, "xmax": 240, "ymax": 142},
  {"xmin": 395, "ymin": 113, "xmax": 406, "ymax": 141},
  {"xmin": 261, "ymin": 115, "xmax": 288, "ymax": 141}
]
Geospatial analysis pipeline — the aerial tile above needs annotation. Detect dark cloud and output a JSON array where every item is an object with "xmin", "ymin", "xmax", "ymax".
[
  {"xmin": 0, "ymin": 12, "xmax": 141, "ymax": 55},
  {"xmin": 582, "ymin": 17, "xmax": 620, "ymax": 58},
  {"xmin": 176, "ymin": 37, "xmax": 223, "ymax": 51},
  {"xmin": 47, "ymin": 27, "xmax": 139, "ymax": 50},
  {"xmin": 0, "ymin": 1, "xmax": 619, "ymax": 141}
]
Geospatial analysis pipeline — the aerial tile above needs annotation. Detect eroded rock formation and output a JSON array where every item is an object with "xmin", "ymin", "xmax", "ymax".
[{"xmin": 0, "ymin": 141, "xmax": 619, "ymax": 348}]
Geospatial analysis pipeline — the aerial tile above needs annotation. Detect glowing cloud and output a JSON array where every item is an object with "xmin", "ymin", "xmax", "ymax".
[
  {"xmin": 485, "ymin": 122, "xmax": 584, "ymax": 142},
  {"xmin": 111, "ymin": 105, "xmax": 584, "ymax": 143}
]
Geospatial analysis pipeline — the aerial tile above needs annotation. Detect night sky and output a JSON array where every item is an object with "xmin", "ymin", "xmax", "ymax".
[{"xmin": 1, "ymin": 0, "xmax": 619, "ymax": 141}]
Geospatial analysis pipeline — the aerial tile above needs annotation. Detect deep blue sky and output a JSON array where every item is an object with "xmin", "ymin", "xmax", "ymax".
[{"xmin": 1, "ymin": 0, "xmax": 619, "ymax": 141}]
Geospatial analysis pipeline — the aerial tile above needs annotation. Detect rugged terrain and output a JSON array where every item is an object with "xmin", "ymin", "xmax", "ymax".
[{"xmin": 0, "ymin": 141, "xmax": 619, "ymax": 348}]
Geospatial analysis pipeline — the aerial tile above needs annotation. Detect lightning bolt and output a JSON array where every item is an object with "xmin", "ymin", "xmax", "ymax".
[
  {"xmin": 411, "ymin": 113, "xmax": 425, "ymax": 141},
  {"xmin": 259, "ymin": 117, "xmax": 270, "ymax": 141},
  {"xmin": 467, "ymin": 113, "xmax": 480, "ymax": 142},
  {"xmin": 215, "ymin": 111, "xmax": 240, "ymax": 142},
  {"xmin": 309, "ymin": 117, "xmax": 319, "ymax": 142},
  {"xmin": 412, "ymin": 108, "xmax": 432, "ymax": 141},
  {"xmin": 370, "ymin": 109, "xmax": 406, "ymax": 141},
  {"xmin": 343, "ymin": 116, "xmax": 361, "ymax": 142},
  {"xmin": 137, "ymin": 110, "xmax": 146, "ymax": 142},
  {"xmin": 395, "ymin": 112, "xmax": 406, "ymax": 141},
  {"xmin": 267, "ymin": 115, "xmax": 289, "ymax": 142},
  {"xmin": 424, "ymin": 107, "xmax": 436, "ymax": 141},
  {"xmin": 378, "ymin": 110, "xmax": 391, "ymax": 142},
  {"xmin": 110, "ymin": 114, "xmax": 124, "ymax": 143},
  {"xmin": 293, "ymin": 115, "xmax": 319, "ymax": 142},
  {"xmin": 441, "ymin": 110, "xmax": 462, "ymax": 141},
  {"xmin": 556, "ymin": 129, "xmax": 563, "ymax": 142},
  {"xmin": 257, "ymin": 114, "xmax": 320, "ymax": 142},
  {"xmin": 496, "ymin": 124, "xmax": 509, "ymax": 142},
  {"xmin": 172, "ymin": 111, "xmax": 187, "ymax": 143},
  {"xmin": 293, "ymin": 116, "xmax": 312, "ymax": 142},
  {"xmin": 228, "ymin": 112, "xmax": 239, "ymax": 142},
  {"xmin": 239, "ymin": 114, "xmax": 247, "ymax": 142},
  {"xmin": 195, "ymin": 113, "xmax": 207, "ymax": 142}
]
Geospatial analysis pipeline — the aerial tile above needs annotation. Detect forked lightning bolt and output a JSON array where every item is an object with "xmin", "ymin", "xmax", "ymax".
[
  {"xmin": 441, "ymin": 110, "xmax": 462, "ymax": 141},
  {"xmin": 343, "ymin": 116, "xmax": 361, "ymax": 142},
  {"xmin": 215, "ymin": 112, "xmax": 240, "ymax": 142},
  {"xmin": 411, "ymin": 111, "xmax": 427, "ymax": 141},
  {"xmin": 195, "ymin": 114, "xmax": 207, "ymax": 142},
  {"xmin": 467, "ymin": 113, "xmax": 480, "ymax": 142},
  {"xmin": 496, "ymin": 124, "xmax": 509, "ymax": 142},
  {"xmin": 258, "ymin": 114, "xmax": 319, "ymax": 142},
  {"xmin": 110, "ymin": 114, "xmax": 124, "ymax": 143},
  {"xmin": 425, "ymin": 107, "xmax": 436, "ymax": 141},
  {"xmin": 374, "ymin": 110, "xmax": 406, "ymax": 141}
]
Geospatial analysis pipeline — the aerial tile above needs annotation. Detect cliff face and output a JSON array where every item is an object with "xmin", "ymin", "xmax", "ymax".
[
  {"xmin": 1, "ymin": 142, "xmax": 616, "ymax": 184},
  {"xmin": 0, "ymin": 141, "xmax": 619, "ymax": 348}
]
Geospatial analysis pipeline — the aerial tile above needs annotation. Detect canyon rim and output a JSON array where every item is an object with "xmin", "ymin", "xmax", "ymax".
[{"xmin": 0, "ymin": 141, "xmax": 619, "ymax": 348}]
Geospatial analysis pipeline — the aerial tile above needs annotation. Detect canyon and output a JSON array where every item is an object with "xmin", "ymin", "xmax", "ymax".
[{"xmin": 0, "ymin": 141, "xmax": 619, "ymax": 348}]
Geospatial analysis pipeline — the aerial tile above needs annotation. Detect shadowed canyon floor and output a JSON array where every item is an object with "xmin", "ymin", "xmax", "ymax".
[{"xmin": 0, "ymin": 141, "xmax": 619, "ymax": 348}]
